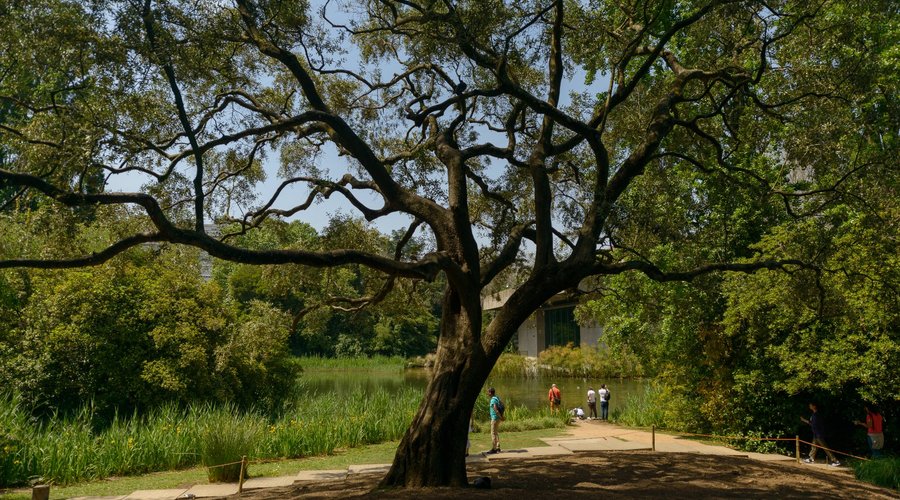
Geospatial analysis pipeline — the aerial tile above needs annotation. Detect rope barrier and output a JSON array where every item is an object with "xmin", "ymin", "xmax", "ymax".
[
  {"xmin": 601, "ymin": 430, "xmax": 645, "ymax": 439},
  {"xmin": 589, "ymin": 422, "xmax": 869, "ymax": 462},
  {"xmin": 797, "ymin": 439, "xmax": 869, "ymax": 462},
  {"xmin": 203, "ymin": 455, "xmax": 313, "ymax": 470},
  {"xmin": 665, "ymin": 430, "xmax": 796, "ymax": 442},
  {"xmin": 641, "ymin": 427, "xmax": 868, "ymax": 462},
  {"xmin": 204, "ymin": 459, "xmax": 244, "ymax": 470}
]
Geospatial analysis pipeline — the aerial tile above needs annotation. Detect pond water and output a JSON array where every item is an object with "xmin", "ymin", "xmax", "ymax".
[
  {"xmin": 300, "ymin": 368, "xmax": 646, "ymax": 415},
  {"xmin": 486, "ymin": 376, "xmax": 646, "ymax": 416}
]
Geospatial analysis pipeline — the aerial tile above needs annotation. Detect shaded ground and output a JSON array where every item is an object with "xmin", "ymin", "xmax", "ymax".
[{"xmin": 231, "ymin": 451, "xmax": 896, "ymax": 499}]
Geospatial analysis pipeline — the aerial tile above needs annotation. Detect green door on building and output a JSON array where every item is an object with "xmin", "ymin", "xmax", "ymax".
[{"xmin": 544, "ymin": 305, "xmax": 580, "ymax": 348}]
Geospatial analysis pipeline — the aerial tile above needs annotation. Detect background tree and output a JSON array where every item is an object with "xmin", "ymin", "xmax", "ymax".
[
  {"xmin": 212, "ymin": 218, "xmax": 440, "ymax": 356},
  {"xmin": 0, "ymin": 237, "xmax": 299, "ymax": 418},
  {"xmin": 0, "ymin": 0, "xmax": 896, "ymax": 488}
]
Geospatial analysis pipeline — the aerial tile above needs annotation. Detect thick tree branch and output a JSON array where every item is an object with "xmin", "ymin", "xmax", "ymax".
[
  {"xmin": 594, "ymin": 258, "xmax": 814, "ymax": 282},
  {"xmin": 0, "ymin": 233, "xmax": 165, "ymax": 270},
  {"xmin": 0, "ymin": 167, "xmax": 447, "ymax": 280}
]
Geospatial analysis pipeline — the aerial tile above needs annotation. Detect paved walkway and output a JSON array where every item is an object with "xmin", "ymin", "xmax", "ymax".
[{"xmin": 68, "ymin": 420, "xmax": 841, "ymax": 500}]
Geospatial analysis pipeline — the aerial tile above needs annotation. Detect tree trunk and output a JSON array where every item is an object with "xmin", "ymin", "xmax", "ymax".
[
  {"xmin": 380, "ymin": 287, "xmax": 492, "ymax": 488},
  {"xmin": 379, "ymin": 271, "xmax": 568, "ymax": 488}
]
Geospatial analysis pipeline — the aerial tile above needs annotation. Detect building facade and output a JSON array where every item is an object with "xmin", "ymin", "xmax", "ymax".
[{"xmin": 482, "ymin": 289, "xmax": 602, "ymax": 357}]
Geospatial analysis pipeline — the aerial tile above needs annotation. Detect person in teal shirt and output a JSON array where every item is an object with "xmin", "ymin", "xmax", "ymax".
[{"xmin": 487, "ymin": 387, "xmax": 504, "ymax": 454}]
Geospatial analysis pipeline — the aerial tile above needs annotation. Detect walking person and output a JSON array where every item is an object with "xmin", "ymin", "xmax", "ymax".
[
  {"xmin": 587, "ymin": 387, "xmax": 598, "ymax": 420},
  {"xmin": 487, "ymin": 387, "xmax": 504, "ymax": 454},
  {"xmin": 598, "ymin": 384, "xmax": 611, "ymax": 420},
  {"xmin": 466, "ymin": 415, "xmax": 473, "ymax": 457},
  {"xmin": 548, "ymin": 383, "xmax": 562, "ymax": 414},
  {"xmin": 854, "ymin": 405, "xmax": 885, "ymax": 459},
  {"xmin": 800, "ymin": 402, "xmax": 840, "ymax": 466}
]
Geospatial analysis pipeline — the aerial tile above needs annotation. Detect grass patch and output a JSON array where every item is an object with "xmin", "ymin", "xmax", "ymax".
[
  {"xmin": 0, "ymin": 428, "xmax": 569, "ymax": 500},
  {"xmin": 852, "ymin": 456, "xmax": 900, "ymax": 491}
]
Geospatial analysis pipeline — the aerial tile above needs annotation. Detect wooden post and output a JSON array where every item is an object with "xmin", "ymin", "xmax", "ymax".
[
  {"xmin": 652, "ymin": 425, "xmax": 656, "ymax": 452},
  {"xmin": 238, "ymin": 455, "xmax": 247, "ymax": 493},
  {"xmin": 795, "ymin": 435, "xmax": 800, "ymax": 463},
  {"xmin": 31, "ymin": 485, "xmax": 50, "ymax": 500}
]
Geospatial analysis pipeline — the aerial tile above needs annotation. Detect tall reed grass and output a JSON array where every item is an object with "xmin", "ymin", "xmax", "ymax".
[
  {"xmin": 1, "ymin": 382, "xmax": 568, "ymax": 487},
  {"xmin": 198, "ymin": 407, "xmax": 263, "ymax": 482},
  {"xmin": 611, "ymin": 384, "xmax": 666, "ymax": 428},
  {"xmin": 852, "ymin": 457, "xmax": 900, "ymax": 491},
  {"xmin": 0, "ymin": 387, "xmax": 420, "ymax": 487},
  {"xmin": 470, "ymin": 390, "xmax": 570, "ymax": 432}
]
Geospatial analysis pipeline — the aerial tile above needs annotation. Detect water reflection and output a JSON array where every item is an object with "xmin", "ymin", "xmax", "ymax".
[{"xmin": 299, "ymin": 368, "xmax": 646, "ymax": 414}]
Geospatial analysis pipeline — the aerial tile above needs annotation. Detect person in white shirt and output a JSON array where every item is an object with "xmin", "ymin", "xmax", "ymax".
[{"xmin": 586, "ymin": 387, "xmax": 597, "ymax": 420}]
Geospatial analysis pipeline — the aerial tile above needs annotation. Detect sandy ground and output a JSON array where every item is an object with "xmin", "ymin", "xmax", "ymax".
[{"xmin": 232, "ymin": 450, "xmax": 896, "ymax": 499}]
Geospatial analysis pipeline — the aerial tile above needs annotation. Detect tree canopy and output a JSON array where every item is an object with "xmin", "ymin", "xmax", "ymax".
[{"xmin": 1, "ymin": 0, "xmax": 897, "ymax": 488}]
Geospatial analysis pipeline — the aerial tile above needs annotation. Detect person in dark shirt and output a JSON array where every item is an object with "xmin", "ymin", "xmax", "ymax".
[{"xmin": 800, "ymin": 402, "xmax": 840, "ymax": 466}]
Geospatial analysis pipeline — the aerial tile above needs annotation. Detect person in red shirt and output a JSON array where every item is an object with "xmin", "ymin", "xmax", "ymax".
[
  {"xmin": 548, "ymin": 384, "xmax": 562, "ymax": 414},
  {"xmin": 854, "ymin": 405, "xmax": 885, "ymax": 458}
]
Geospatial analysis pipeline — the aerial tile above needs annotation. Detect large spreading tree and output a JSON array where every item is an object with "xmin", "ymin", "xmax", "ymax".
[{"xmin": 1, "ymin": 0, "xmax": 896, "ymax": 488}]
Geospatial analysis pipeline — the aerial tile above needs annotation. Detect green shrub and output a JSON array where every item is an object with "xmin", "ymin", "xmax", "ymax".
[
  {"xmin": 0, "ymin": 256, "xmax": 300, "ymax": 420},
  {"xmin": 538, "ymin": 344, "xmax": 644, "ymax": 379},
  {"xmin": 488, "ymin": 345, "xmax": 644, "ymax": 379},
  {"xmin": 490, "ymin": 353, "xmax": 532, "ymax": 378},
  {"xmin": 0, "ymin": 393, "xmax": 32, "ymax": 486},
  {"xmin": 722, "ymin": 430, "xmax": 783, "ymax": 455}
]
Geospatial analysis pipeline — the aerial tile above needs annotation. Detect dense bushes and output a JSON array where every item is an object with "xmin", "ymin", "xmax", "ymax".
[
  {"xmin": 577, "ymin": 205, "xmax": 900, "ymax": 459},
  {"xmin": 537, "ymin": 344, "xmax": 644, "ymax": 378},
  {"xmin": 0, "ymin": 247, "xmax": 298, "ymax": 419},
  {"xmin": 0, "ymin": 217, "xmax": 443, "ymax": 419},
  {"xmin": 213, "ymin": 219, "xmax": 441, "ymax": 359}
]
